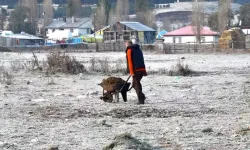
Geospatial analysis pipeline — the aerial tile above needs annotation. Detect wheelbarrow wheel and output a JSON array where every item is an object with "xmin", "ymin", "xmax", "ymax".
[{"xmin": 100, "ymin": 92, "xmax": 113, "ymax": 103}]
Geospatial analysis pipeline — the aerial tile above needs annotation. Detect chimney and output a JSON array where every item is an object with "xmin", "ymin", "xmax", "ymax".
[{"xmin": 72, "ymin": 16, "xmax": 75, "ymax": 23}]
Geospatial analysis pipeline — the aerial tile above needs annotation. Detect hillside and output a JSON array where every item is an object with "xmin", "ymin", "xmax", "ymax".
[{"xmin": 155, "ymin": 1, "xmax": 242, "ymax": 15}]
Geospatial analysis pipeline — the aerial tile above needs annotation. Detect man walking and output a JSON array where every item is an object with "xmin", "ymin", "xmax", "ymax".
[{"xmin": 125, "ymin": 40, "xmax": 147, "ymax": 104}]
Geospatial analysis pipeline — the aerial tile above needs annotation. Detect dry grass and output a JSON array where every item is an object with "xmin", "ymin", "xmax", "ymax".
[
  {"xmin": 89, "ymin": 57, "xmax": 127, "ymax": 74},
  {"xmin": 113, "ymin": 58, "xmax": 127, "ymax": 74},
  {"xmin": 46, "ymin": 52, "xmax": 86, "ymax": 74},
  {"xmin": 89, "ymin": 57, "xmax": 97, "ymax": 72},
  {"xmin": 103, "ymin": 133, "xmax": 155, "ymax": 150},
  {"xmin": 169, "ymin": 59, "xmax": 193, "ymax": 76},
  {"xmin": 0, "ymin": 46, "xmax": 12, "ymax": 52},
  {"xmin": 98, "ymin": 58, "xmax": 110, "ymax": 73},
  {"xmin": 243, "ymin": 84, "xmax": 250, "ymax": 107},
  {"xmin": 0, "ymin": 65, "xmax": 14, "ymax": 85}
]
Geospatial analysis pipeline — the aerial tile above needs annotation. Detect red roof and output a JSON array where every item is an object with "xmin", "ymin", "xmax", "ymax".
[{"xmin": 164, "ymin": 25, "xmax": 218, "ymax": 36}]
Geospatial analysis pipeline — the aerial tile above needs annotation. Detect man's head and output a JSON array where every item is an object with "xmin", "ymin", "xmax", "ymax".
[{"xmin": 125, "ymin": 40, "xmax": 133, "ymax": 47}]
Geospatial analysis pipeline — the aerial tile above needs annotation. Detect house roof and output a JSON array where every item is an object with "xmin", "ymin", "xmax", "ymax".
[
  {"xmin": 157, "ymin": 30, "xmax": 167, "ymax": 38},
  {"xmin": 119, "ymin": 22, "xmax": 155, "ymax": 32},
  {"xmin": 46, "ymin": 18, "xmax": 92, "ymax": 29},
  {"xmin": 6, "ymin": 33, "xmax": 43, "ymax": 40},
  {"xmin": 46, "ymin": 20, "xmax": 65, "ymax": 29},
  {"xmin": 164, "ymin": 26, "xmax": 218, "ymax": 36}
]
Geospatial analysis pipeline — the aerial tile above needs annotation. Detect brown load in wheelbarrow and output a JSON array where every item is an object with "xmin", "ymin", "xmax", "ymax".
[{"xmin": 99, "ymin": 77, "xmax": 131, "ymax": 103}]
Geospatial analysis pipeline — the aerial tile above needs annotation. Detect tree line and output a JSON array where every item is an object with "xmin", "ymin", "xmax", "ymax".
[
  {"xmin": 1, "ymin": 0, "xmax": 155, "ymax": 35},
  {"xmin": 1, "ymin": 0, "xmax": 247, "ymax": 7},
  {"xmin": 1, "ymin": 0, "xmax": 250, "ymax": 38}
]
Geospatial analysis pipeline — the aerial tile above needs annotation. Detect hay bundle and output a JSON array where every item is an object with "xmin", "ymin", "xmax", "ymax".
[{"xmin": 219, "ymin": 29, "xmax": 245, "ymax": 49}]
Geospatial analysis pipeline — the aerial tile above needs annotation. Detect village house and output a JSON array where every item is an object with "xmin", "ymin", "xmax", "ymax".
[
  {"xmin": 103, "ymin": 22, "xmax": 156, "ymax": 44},
  {"xmin": 163, "ymin": 25, "xmax": 219, "ymax": 44},
  {"xmin": 0, "ymin": 31, "xmax": 44, "ymax": 47},
  {"xmin": 46, "ymin": 17, "xmax": 92, "ymax": 40}
]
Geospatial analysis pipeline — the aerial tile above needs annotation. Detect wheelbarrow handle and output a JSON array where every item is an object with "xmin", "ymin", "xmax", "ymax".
[
  {"xmin": 125, "ymin": 75, "xmax": 131, "ymax": 82},
  {"xmin": 119, "ymin": 75, "xmax": 131, "ymax": 92}
]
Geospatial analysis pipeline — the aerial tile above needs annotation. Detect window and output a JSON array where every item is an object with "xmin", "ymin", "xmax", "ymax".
[
  {"xmin": 201, "ymin": 37, "xmax": 205, "ymax": 42},
  {"xmin": 178, "ymin": 37, "xmax": 182, "ymax": 43},
  {"xmin": 173, "ymin": 37, "xmax": 182, "ymax": 43}
]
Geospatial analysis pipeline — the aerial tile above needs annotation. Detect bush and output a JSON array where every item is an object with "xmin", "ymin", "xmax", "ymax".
[
  {"xmin": 0, "ymin": 46, "xmax": 12, "ymax": 52},
  {"xmin": 89, "ymin": 57, "xmax": 127, "ymax": 74},
  {"xmin": 113, "ymin": 58, "xmax": 127, "ymax": 74},
  {"xmin": 169, "ymin": 59, "xmax": 193, "ymax": 76},
  {"xmin": 47, "ymin": 52, "xmax": 86, "ymax": 74},
  {"xmin": 98, "ymin": 58, "xmax": 110, "ymax": 73},
  {"xmin": 0, "ymin": 65, "xmax": 14, "ymax": 85}
]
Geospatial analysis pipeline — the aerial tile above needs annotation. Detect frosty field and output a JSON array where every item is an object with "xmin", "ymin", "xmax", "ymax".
[{"xmin": 0, "ymin": 52, "xmax": 250, "ymax": 150}]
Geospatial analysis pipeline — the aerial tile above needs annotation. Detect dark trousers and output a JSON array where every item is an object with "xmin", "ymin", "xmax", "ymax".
[{"xmin": 132, "ymin": 71, "xmax": 145, "ymax": 104}]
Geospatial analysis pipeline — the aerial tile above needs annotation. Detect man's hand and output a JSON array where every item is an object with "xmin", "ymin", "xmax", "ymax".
[{"xmin": 130, "ymin": 74, "xmax": 135, "ymax": 76}]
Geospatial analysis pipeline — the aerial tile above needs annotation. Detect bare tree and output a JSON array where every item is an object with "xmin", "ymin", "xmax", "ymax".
[
  {"xmin": 162, "ymin": 17, "xmax": 171, "ymax": 31},
  {"xmin": 109, "ymin": 0, "xmax": 129, "ymax": 25},
  {"xmin": 43, "ymin": 0, "xmax": 53, "ymax": 26},
  {"xmin": 19, "ymin": 0, "xmax": 38, "ymax": 20},
  {"xmin": 116, "ymin": 0, "xmax": 129, "ymax": 21},
  {"xmin": 67, "ymin": 0, "xmax": 82, "ymax": 17},
  {"xmin": 0, "ymin": 8, "xmax": 7, "ymax": 30},
  {"xmin": 135, "ymin": 0, "xmax": 155, "ymax": 28},
  {"xmin": 192, "ymin": 0, "xmax": 204, "ymax": 44},
  {"xmin": 18, "ymin": 0, "xmax": 38, "ymax": 34},
  {"xmin": 218, "ymin": 0, "xmax": 231, "ymax": 34},
  {"xmin": 95, "ymin": 0, "xmax": 110, "ymax": 31},
  {"xmin": 108, "ymin": 8, "xmax": 117, "ymax": 25}
]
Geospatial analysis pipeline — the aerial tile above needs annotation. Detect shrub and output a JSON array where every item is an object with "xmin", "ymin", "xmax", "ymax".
[
  {"xmin": 0, "ymin": 65, "xmax": 14, "ymax": 85},
  {"xmin": 46, "ymin": 52, "xmax": 86, "ymax": 74},
  {"xmin": 169, "ymin": 59, "xmax": 193, "ymax": 76}
]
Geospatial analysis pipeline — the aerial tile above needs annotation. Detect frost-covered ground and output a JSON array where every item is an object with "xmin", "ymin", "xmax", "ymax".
[{"xmin": 0, "ymin": 52, "xmax": 250, "ymax": 150}]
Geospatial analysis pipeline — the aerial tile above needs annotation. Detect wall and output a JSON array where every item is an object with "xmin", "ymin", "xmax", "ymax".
[
  {"xmin": 246, "ymin": 35, "xmax": 250, "ymax": 49},
  {"xmin": 78, "ymin": 29, "xmax": 90, "ymax": 35},
  {"xmin": 164, "ymin": 36, "xmax": 217, "ymax": 43},
  {"xmin": 47, "ymin": 28, "xmax": 90, "ymax": 40}
]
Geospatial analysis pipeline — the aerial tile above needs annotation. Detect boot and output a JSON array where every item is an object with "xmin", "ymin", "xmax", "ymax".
[
  {"xmin": 138, "ymin": 93, "xmax": 145, "ymax": 104},
  {"xmin": 121, "ymin": 91, "xmax": 128, "ymax": 102}
]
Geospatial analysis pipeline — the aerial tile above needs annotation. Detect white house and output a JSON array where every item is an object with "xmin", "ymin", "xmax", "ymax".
[
  {"xmin": 46, "ymin": 17, "xmax": 92, "ymax": 40},
  {"xmin": 163, "ymin": 25, "xmax": 219, "ymax": 44}
]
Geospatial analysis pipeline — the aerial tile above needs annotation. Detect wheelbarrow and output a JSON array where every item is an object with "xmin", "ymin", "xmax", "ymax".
[{"xmin": 99, "ymin": 76, "xmax": 132, "ymax": 103}]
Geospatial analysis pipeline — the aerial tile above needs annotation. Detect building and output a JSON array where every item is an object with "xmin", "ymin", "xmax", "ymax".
[
  {"xmin": 103, "ymin": 22, "xmax": 156, "ymax": 44},
  {"xmin": 95, "ymin": 25, "xmax": 111, "ymax": 36},
  {"xmin": 155, "ymin": 2, "xmax": 241, "ymax": 31},
  {"xmin": 0, "ymin": 32, "xmax": 44, "ymax": 47},
  {"xmin": 163, "ymin": 25, "xmax": 219, "ymax": 43},
  {"xmin": 46, "ymin": 17, "xmax": 92, "ymax": 40},
  {"xmin": 157, "ymin": 30, "xmax": 167, "ymax": 39}
]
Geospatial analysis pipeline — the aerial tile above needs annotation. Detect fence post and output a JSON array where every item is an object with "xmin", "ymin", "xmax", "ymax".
[
  {"xmin": 232, "ymin": 41, "xmax": 234, "ymax": 51},
  {"xmin": 174, "ymin": 42, "xmax": 176, "ymax": 53}
]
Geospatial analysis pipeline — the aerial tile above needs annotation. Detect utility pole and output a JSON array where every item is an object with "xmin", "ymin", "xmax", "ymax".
[
  {"xmin": 94, "ymin": 13, "xmax": 96, "ymax": 38},
  {"xmin": 42, "ymin": 12, "xmax": 45, "ymax": 44}
]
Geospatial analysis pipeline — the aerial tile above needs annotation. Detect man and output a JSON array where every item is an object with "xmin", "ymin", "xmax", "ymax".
[{"xmin": 125, "ymin": 40, "xmax": 147, "ymax": 104}]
